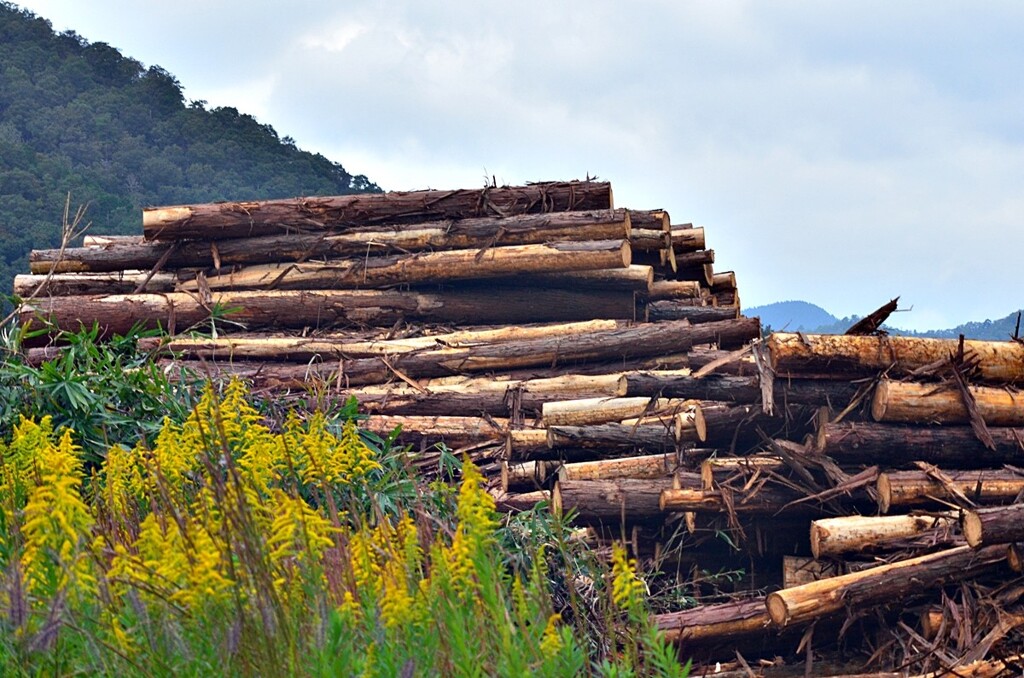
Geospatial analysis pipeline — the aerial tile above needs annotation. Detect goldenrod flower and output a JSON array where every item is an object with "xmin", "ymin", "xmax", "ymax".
[
  {"xmin": 610, "ymin": 543, "xmax": 646, "ymax": 617},
  {"xmin": 540, "ymin": 613, "xmax": 564, "ymax": 657}
]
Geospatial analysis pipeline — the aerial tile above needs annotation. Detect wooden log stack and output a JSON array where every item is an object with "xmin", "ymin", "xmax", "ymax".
[{"xmin": 15, "ymin": 181, "xmax": 1024, "ymax": 674}]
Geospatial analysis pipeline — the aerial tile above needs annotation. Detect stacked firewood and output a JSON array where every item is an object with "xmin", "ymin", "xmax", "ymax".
[{"xmin": 16, "ymin": 180, "xmax": 1024, "ymax": 673}]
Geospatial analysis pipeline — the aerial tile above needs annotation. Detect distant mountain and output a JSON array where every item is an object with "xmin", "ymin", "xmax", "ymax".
[
  {"xmin": 746, "ymin": 300, "xmax": 1023, "ymax": 341},
  {"xmin": 0, "ymin": 3, "xmax": 380, "ymax": 299},
  {"xmin": 744, "ymin": 301, "xmax": 839, "ymax": 333}
]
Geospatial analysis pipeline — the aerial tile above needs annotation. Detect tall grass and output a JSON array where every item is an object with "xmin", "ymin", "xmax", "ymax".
[{"xmin": 0, "ymin": 334, "xmax": 690, "ymax": 677}]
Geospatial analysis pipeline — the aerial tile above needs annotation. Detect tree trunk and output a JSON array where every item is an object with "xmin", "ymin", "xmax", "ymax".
[
  {"xmin": 816, "ymin": 421, "xmax": 1024, "ymax": 468},
  {"xmin": 963, "ymin": 504, "xmax": 1024, "ymax": 547},
  {"xmin": 626, "ymin": 209, "xmax": 670, "ymax": 232},
  {"xmin": 552, "ymin": 478, "xmax": 675, "ymax": 520},
  {"xmin": 34, "ymin": 209, "xmax": 633, "ymax": 274},
  {"xmin": 646, "ymin": 280, "xmax": 703, "ymax": 301},
  {"xmin": 872, "ymin": 378, "xmax": 1024, "ymax": 426},
  {"xmin": 143, "ymin": 181, "xmax": 614, "ymax": 240},
  {"xmin": 19, "ymin": 287, "xmax": 641, "ymax": 336},
  {"xmin": 765, "ymin": 544, "xmax": 1006, "ymax": 627},
  {"xmin": 877, "ymin": 468, "xmax": 1024, "ymax": 512},
  {"xmin": 546, "ymin": 422, "xmax": 678, "ymax": 452},
  {"xmin": 628, "ymin": 229, "xmax": 669, "ymax": 252},
  {"xmin": 668, "ymin": 227, "xmax": 705, "ymax": 253},
  {"xmin": 557, "ymin": 453, "xmax": 683, "ymax": 482},
  {"xmin": 645, "ymin": 302, "xmax": 739, "ymax": 323},
  {"xmin": 178, "ymin": 240, "xmax": 631, "ymax": 292},
  {"xmin": 768, "ymin": 333, "xmax": 1024, "ymax": 384},
  {"xmin": 359, "ymin": 414, "xmax": 507, "ymax": 449},
  {"xmin": 541, "ymin": 397, "xmax": 688, "ymax": 427},
  {"xmin": 654, "ymin": 598, "xmax": 770, "ymax": 644},
  {"xmin": 617, "ymin": 372, "xmax": 762, "ymax": 403},
  {"xmin": 809, "ymin": 514, "xmax": 959, "ymax": 558}
]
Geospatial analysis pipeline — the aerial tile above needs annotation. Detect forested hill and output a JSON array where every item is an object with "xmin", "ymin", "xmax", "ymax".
[{"xmin": 0, "ymin": 2, "xmax": 380, "ymax": 295}]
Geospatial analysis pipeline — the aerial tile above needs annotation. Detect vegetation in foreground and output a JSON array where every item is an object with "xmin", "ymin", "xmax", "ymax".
[{"xmin": 0, "ymin": 328, "xmax": 690, "ymax": 676}]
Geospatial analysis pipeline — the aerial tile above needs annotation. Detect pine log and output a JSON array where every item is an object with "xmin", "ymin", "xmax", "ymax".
[
  {"xmin": 471, "ymin": 265, "xmax": 652, "ymax": 293},
  {"xmin": 668, "ymin": 263, "xmax": 715, "ymax": 287},
  {"xmin": 492, "ymin": 490, "xmax": 552, "ymax": 513},
  {"xmin": 646, "ymin": 302, "xmax": 739, "ymax": 323},
  {"xmin": 1009, "ymin": 543, "xmax": 1024, "ymax": 572},
  {"xmin": 768, "ymin": 333, "xmax": 1024, "ymax": 384},
  {"xmin": 627, "ymin": 209, "xmax": 670, "ymax": 232},
  {"xmin": 700, "ymin": 456, "xmax": 786, "ymax": 490},
  {"xmin": 143, "ymin": 181, "xmax": 614, "ymax": 240},
  {"xmin": 809, "ymin": 514, "xmax": 959, "ymax": 558},
  {"xmin": 711, "ymin": 271, "xmax": 737, "ymax": 292},
  {"xmin": 19, "ymin": 287, "xmax": 641, "ymax": 336},
  {"xmin": 646, "ymin": 280, "xmax": 703, "ymax": 300},
  {"xmin": 660, "ymin": 485, "xmax": 804, "ymax": 514},
  {"xmin": 686, "ymin": 348, "xmax": 759, "ymax": 377},
  {"xmin": 765, "ymin": 544, "xmax": 1006, "ymax": 627},
  {"xmin": 713, "ymin": 290, "xmax": 740, "ymax": 309},
  {"xmin": 628, "ymin": 229, "xmax": 669, "ymax": 251},
  {"xmin": 82, "ymin": 235, "xmax": 141, "ymax": 246},
  {"xmin": 552, "ymin": 478, "xmax": 675, "ymax": 520},
  {"xmin": 506, "ymin": 429, "xmax": 552, "ymax": 460},
  {"xmin": 35, "ymin": 209, "xmax": 633, "ymax": 274},
  {"xmin": 360, "ymin": 414, "xmax": 507, "ymax": 449},
  {"xmin": 668, "ymin": 227, "xmax": 705, "ymax": 253},
  {"xmin": 654, "ymin": 598, "xmax": 770, "ymax": 644},
  {"xmin": 783, "ymin": 555, "xmax": 841, "ymax": 588},
  {"xmin": 500, "ymin": 460, "xmax": 556, "ymax": 492},
  {"xmin": 178, "ymin": 240, "xmax": 631, "ymax": 292},
  {"xmin": 13, "ymin": 272, "xmax": 179, "ymax": 296},
  {"xmin": 877, "ymin": 468, "xmax": 1024, "ymax": 512},
  {"xmin": 694, "ymin": 402, "xmax": 795, "ymax": 446},
  {"xmin": 617, "ymin": 372, "xmax": 762, "ymax": 403},
  {"xmin": 557, "ymin": 453, "xmax": 682, "ymax": 482},
  {"xmin": 541, "ymin": 397, "xmax": 689, "ymax": 427},
  {"xmin": 546, "ymin": 422, "xmax": 679, "ymax": 452},
  {"xmin": 963, "ymin": 504, "xmax": 1024, "ymax": 547},
  {"xmin": 872, "ymin": 378, "xmax": 1024, "ymax": 426},
  {"xmin": 816, "ymin": 421, "xmax": 1024, "ymax": 468}
]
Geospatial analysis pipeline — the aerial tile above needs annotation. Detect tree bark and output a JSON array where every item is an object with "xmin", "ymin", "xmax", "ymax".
[
  {"xmin": 711, "ymin": 271, "xmax": 737, "ymax": 292},
  {"xmin": 178, "ymin": 240, "xmax": 631, "ymax": 292},
  {"xmin": 700, "ymin": 456, "xmax": 786, "ymax": 490},
  {"xmin": 646, "ymin": 302, "xmax": 739, "ymax": 323},
  {"xmin": 668, "ymin": 227, "xmax": 705, "ymax": 253},
  {"xmin": 467, "ymin": 265, "xmax": 653, "ymax": 293},
  {"xmin": 646, "ymin": 280, "xmax": 703, "ymax": 301},
  {"xmin": 877, "ymin": 468, "xmax": 1024, "ymax": 512},
  {"xmin": 809, "ymin": 514, "xmax": 959, "ymax": 559},
  {"xmin": 617, "ymin": 372, "xmax": 762, "ymax": 403},
  {"xmin": 492, "ymin": 489, "xmax": 552, "ymax": 513},
  {"xmin": 816, "ymin": 421, "xmax": 1024, "ymax": 468},
  {"xmin": 359, "ymin": 414, "xmax": 507, "ymax": 449},
  {"xmin": 765, "ymin": 544, "xmax": 1006, "ymax": 627},
  {"xmin": 557, "ymin": 453, "xmax": 683, "ymax": 481},
  {"xmin": 14, "ymin": 272, "xmax": 180, "ymax": 296},
  {"xmin": 552, "ymin": 478, "xmax": 675, "ymax": 520},
  {"xmin": 541, "ymin": 397, "xmax": 688, "ymax": 427},
  {"xmin": 654, "ymin": 598, "xmax": 770, "ymax": 644},
  {"xmin": 872, "ymin": 378, "xmax": 1024, "ymax": 426},
  {"xmin": 660, "ymin": 485, "xmax": 805, "ymax": 514},
  {"xmin": 36, "ymin": 209, "xmax": 633, "ymax": 274},
  {"xmin": 501, "ymin": 460, "xmax": 556, "ymax": 492},
  {"xmin": 546, "ymin": 422, "xmax": 678, "ymax": 452},
  {"xmin": 143, "ymin": 181, "xmax": 614, "ymax": 240},
  {"xmin": 19, "ymin": 287, "xmax": 641, "ymax": 336},
  {"xmin": 963, "ymin": 504, "xmax": 1024, "ymax": 547},
  {"xmin": 769, "ymin": 333, "xmax": 1024, "ymax": 384},
  {"xmin": 783, "ymin": 555, "xmax": 842, "ymax": 588}
]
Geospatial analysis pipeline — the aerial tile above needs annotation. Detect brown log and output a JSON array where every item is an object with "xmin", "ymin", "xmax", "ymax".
[
  {"xmin": 660, "ymin": 485, "xmax": 804, "ymax": 514},
  {"xmin": 492, "ymin": 489, "xmax": 552, "ymax": 513},
  {"xmin": 501, "ymin": 460, "xmax": 556, "ymax": 492},
  {"xmin": 877, "ymin": 468, "xmax": 1024, "ymax": 512},
  {"xmin": 19, "ymin": 287, "xmax": 641, "ymax": 336},
  {"xmin": 628, "ymin": 228, "xmax": 669, "ymax": 252},
  {"xmin": 1009, "ymin": 543, "xmax": 1024, "ymax": 572},
  {"xmin": 557, "ymin": 453, "xmax": 682, "ymax": 482},
  {"xmin": 552, "ymin": 478, "xmax": 675, "ymax": 520},
  {"xmin": 872, "ymin": 378, "xmax": 1024, "ymax": 426},
  {"xmin": 506, "ymin": 429, "xmax": 552, "ymax": 460},
  {"xmin": 700, "ymin": 456, "xmax": 786, "ymax": 490},
  {"xmin": 82, "ymin": 235, "xmax": 141, "ymax": 246},
  {"xmin": 646, "ymin": 280, "xmax": 703, "ymax": 300},
  {"xmin": 711, "ymin": 271, "xmax": 737, "ymax": 292},
  {"xmin": 654, "ymin": 598, "xmax": 770, "ymax": 644},
  {"xmin": 668, "ymin": 226, "xmax": 705, "ymax": 252},
  {"xmin": 669, "ymin": 263, "xmax": 715, "ymax": 287},
  {"xmin": 178, "ymin": 240, "xmax": 631, "ymax": 292},
  {"xmin": 36, "ymin": 209, "xmax": 632, "ymax": 274},
  {"xmin": 360, "ymin": 414, "xmax": 507, "ymax": 449},
  {"xmin": 686, "ymin": 348, "xmax": 759, "ymax": 377},
  {"xmin": 547, "ymin": 422, "xmax": 679, "ymax": 452},
  {"xmin": 768, "ymin": 333, "xmax": 1024, "ymax": 384},
  {"xmin": 617, "ymin": 372, "xmax": 762, "ymax": 403},
  {"xmin": 541, "ymin": 397, "xmax": 688, "ymax": 427},
  {"xmin": 645, "ymin": 302, "xmax": 739, "ymax": 323},
  {"xmin": 143, "ymin": 181, "xmax": 614, "ymax": 240},
  {"xmin": 472, "ymin": 265, "xmax": 652, "ymax": 293},
  {"xmin": 783, "ymin": 555, "xmax": 841, "ymax": 588},
  {"xmin": 14, "ymin": 272, "xmax": 180, "ymax": 296},
  {"xmin": 694, "ymin": 402, "xmax": 800, "ymax": 447},
  {"xmin": 816, "ymin": 421, "xmax": 1024, "ymax": 468},
  {"xmin": 963, "ymin": 504, "xmax": 1024, "ymax": 547},
  {"xmin": 765, "ymin": 544, "xmax": 1006, "ymax": 627},
  {"xmin": 627, "ymin": 209, "xmax": 670, "ymax": 232},
  {"xmin": 713, "ymin": 290, "xmax": 740, "ymax": 309},
  {"xmin": 809, "ymin": 514, "xmax": 958, "ymax": 559}
]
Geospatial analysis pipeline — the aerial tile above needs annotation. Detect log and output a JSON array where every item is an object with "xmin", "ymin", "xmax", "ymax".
[
  {"xmin": 506, "ymin": 429, "xmax": 552, "ymax": 460},
  {"xmin": 783, "ymin": 555, "xmax": 841, "ymax": 588},
  {"xmin": 872, "ymin": 378, "xmax": 1024, "ymax": 426},
  {"xmin": 360, "ymin": 414, "xmax": 507, "ymax": 449},
  {"xmin": 617, "ymin": 372, "xmax": 762, "ymax": 403},
  {"xmin": 694, "ymin": 402, "xmax": 799, "ymax": 447},
  {"xmin": 660, "ymin": 486, "xmax": 804, "ymax": 514},
  {"xmin": 628, "ymin": 228, "xmax": 669, "ymax": 252},
  {"xmin": 14, "ymin": 272, "xmax": 181, "ymax": 296},
  {"xmin": 35, "ymin": 209, "xmax": 633, "ymax": 273},
  {"xmin": 963, "ymin": 504, "xmax": 1024, "ymax": 547},
  {"xmin": 82, "ymin": 235, "xmax": 141, "ymax": 246},
  {"xmin": 492, "ymin": 490, "xmax": 551, "ymax": 513},
  {"xmin": 700, "ymin": 456, "xmax": 786, "ymax": 490},
  {"xmin": 645, "ymin": 302, "xmax": 739, "ymax": 323},
  {"xmin": 654, "ymin": 598, "xmax": 770, "ymax": 644},
  {"xmin": 552, "ymin": 478, "xmax": 675, "ymax": 520},
  {"xmin": 471, "ymin": 265, "xmax": 652, "ymax": 293},
  {"xmin": 816, "ymin": 421, "xmax": 1024, "ymax": 468},
  {"xmin": 668, "ymin": 227, "xmax": 705, "ymax": 253},
  {"xmin": 547, "ymin": 422, "xmax": 679, "ymax": 452},
  {"xmin": 711, "ymin": 271, "xmax": 737, "ymax": 292},
  {"xmin": 627, "ymin": 209, "xmax": 669, "ymax": 232},
  {"xmin": 557, "ymin": 453, "xmax": 682, "ymax": 482},
  {"xmin": 768, "ymin": 333, "xmax": 1024, "ymax": 384},
  {"xmin": 668, "ymin": 263, "xmax": 715, "ymax": 287},
  {"xmin": 143, "ymin": 181, "xmax": 614, "ymax": 240},
  {"xmin": 809, "ymin": 514, "xmax": 958, "ymax": 558},
  {"xmin": 765, "ymin": 544, "xmax": 1006, "ymax": 627},
  {"xmin": 541, "ymin": 397, "xmax": 688, "ymax": 427},
  {"xmin": 178, "ymin": 240, "xmax": 632, "ymax": 292},
  {"xmin": 646, "ymin": 280, "xmax": 702, "ymax": 301},
  {"xmin": 877, "ymin": 468, "xmax": 1024, "ymax": 512},
  {"xmin": 501, "ymin": 460, "xmax": 556, "ymax": 492},
  {"xmin": 19, "ymin": 287, "xmax": 642, "ymax": 336}
]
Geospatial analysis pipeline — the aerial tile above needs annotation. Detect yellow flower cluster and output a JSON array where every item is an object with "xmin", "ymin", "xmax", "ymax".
[
  {"xmin": 610, "ymin": 543, "xmax": 646, "ymax": 617},
  {"xmin": 446, "ymin": 460, "xmax": 498, "ymax": 597}
]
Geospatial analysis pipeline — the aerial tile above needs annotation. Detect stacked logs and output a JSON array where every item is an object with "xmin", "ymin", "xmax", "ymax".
[{"xmin": 15, "ymin": 180, "xmax": 1024, "ymax": 673}]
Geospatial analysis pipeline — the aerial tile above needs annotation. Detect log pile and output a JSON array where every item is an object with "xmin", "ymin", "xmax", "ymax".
[{"xmin": 15, "ymin": 181, "xmax": 1024, "ymax": 674}]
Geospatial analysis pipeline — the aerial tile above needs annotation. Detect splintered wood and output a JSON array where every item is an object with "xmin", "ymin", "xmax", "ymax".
[{"xmin": 15, "ymin": 180, "xmax": 1024, "ymax": 675}]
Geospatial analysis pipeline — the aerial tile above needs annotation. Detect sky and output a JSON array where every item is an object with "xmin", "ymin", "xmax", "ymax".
[{"xmin": 14, "ymin": 1, "xmax": 1024, "ymax": 331}]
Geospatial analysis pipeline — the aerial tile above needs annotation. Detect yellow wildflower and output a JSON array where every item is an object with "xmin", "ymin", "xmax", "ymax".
[
  {"xmin": 610, "ymin": 543, "xmax": 646, "ymax": 616},
  {"xmin": 446, "ymin": 460, "xmax": 497, "ymax": 596},
  {"xmin": 540, "ymin": 613, "xmax": 563, "ymax": 657}
]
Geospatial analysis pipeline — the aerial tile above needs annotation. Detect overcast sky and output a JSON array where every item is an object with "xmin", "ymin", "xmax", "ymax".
[{"xmin": 14, "ymin": 1, "xmax": 1024, "ymax": 331}]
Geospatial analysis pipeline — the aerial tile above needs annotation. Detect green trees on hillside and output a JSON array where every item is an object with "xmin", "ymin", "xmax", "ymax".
[{"xmin": 0, "ymin": 2, "xmax": 379, "ymax": 296}]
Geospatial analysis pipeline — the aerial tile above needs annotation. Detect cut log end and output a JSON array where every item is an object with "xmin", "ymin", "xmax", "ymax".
[
  {"xmin": 963, "ymin": 511, "xmax": 984, "ymax": 547},
  {"xmin": 765, "ymin": 592, "xmax": 789, "ymax": 627},
  {"xmin": 877, "ymin": 473, "xmax": 893, "ymax": 514},
  {"xmin": 693, "ymin": 405, "xmax": 708, "ymax": 443},
  {"xmin": 809, "ymin": 522, "xmax": 827, "ymax": 560},
  {"xmin": 870, "ymin": 378, "xmax": 890, "ymax": 421}
]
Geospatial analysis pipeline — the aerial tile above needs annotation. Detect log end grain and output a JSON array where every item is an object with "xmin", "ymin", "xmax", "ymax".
[
  {"xmin": 809, "ymin": 522, "xmax": 829, "ymax": 560},
  {"xmin": 765, "ymin": 592, "xmax": 790, "ymax": 627},
  {"xmin": 877, "ymin": 473, "xmax": 894, "ymax": 514},
  {"xmin": 963, "ymin": 510, "xmax": 984, "ymax": 547},
  {"xmin": 870, "ymin": 378, "xmax": 890, "ymax": 421}
]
